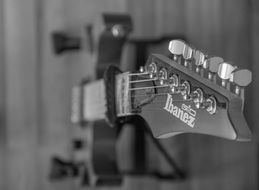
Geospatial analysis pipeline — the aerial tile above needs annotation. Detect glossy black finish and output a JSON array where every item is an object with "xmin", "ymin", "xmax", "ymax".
[{"xmin": 137, "ymin": 54, "xmax": 251, "ymax": 141}]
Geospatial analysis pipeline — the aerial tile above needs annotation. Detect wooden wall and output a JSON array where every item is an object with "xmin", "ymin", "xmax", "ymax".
[{"xmin": 0, "ymin": 0, "xmax": 258, "ymax": 190}]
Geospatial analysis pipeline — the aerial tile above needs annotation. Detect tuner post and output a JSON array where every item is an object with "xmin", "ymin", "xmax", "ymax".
[
  {"xmin": 148, "ymin": 62, "xmax": 158, "ymax": 78},
  {"xmin": 168, "ymin": 74, "xmax": 179, "ymax": 93},
  {"xmin": 139, "ymin": 66, "xmax": 146, "ymax": 73},
  {"xmin": 217, "ymin": 62, "xmax": 237, "ymax": 88},
  {"xmin": 171, "ymin": 80, "xmax": 190, "ymax": 96},
  {"xmin": 193, "ymin": 50, "xmax": 207, "ymax": 75},
  {"xmin": 182, "ymin": 44, "xmax": 194, "ymax": 69},
  {"xmin": 158, "ymin": 68, "xmax": 168, "ymax": 85},
  {"xmin": 195, "ymin": 96, "xmax": 217, "ymax": 115},
  {"xmin": 206, "ymin": 57, "xmax": 224, "ymax": 82},
  {"xmin": 229, "ymin": 69, "xmax": 252, "ymax": 96},
  {"xmin": 184, "ymin": 88, "xmax": 204, "ymax": 104}
]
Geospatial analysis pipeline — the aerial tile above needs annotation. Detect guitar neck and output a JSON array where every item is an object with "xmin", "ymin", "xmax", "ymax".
[{"xmin": 80, "ymin": 72, "xmax": 133, "ymax": 121}]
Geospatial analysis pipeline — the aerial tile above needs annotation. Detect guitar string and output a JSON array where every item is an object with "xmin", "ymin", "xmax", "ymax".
[
  {"xmin": 83, "ymin": 76, "xmax": 193, "ymax": 115},
  {"xmin": 85, "ymin": 85, "xmax": 189, "ymax": 106},
  {"xmin": 129, "ymin": 78, "xmax": 158, "ymax": 83},
  {"xmin": 128, "ymin": 85, "xmax": 169, "ymax": 91},
  {"xmin": 127, "ymin": 72, "xmax": 149, "ymax": 76}
]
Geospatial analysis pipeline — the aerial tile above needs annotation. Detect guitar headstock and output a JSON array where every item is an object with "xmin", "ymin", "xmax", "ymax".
[{"xmin": 129, "ymin": 39, "xmax": 252, "ymax": 141}]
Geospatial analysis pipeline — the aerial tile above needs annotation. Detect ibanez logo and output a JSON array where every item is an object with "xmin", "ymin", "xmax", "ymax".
[{"xmin": 163, "ymin": 94, "xmax": 196, "ymax": 128}]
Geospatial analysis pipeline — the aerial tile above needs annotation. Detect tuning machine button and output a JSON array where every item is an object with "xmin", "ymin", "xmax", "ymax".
[
  {"xmin": 193, "ymin": 50, "xmax": 207, "ymax": 74},
  {"xmin": 217, "ymin": 62, "xmax": 237, "ymax": 87},
  {"xmin": 229, "ymin": 69, "xmax": 252, "ymax": 95},
  {"xmin": 168, "ymin": 39, "xmax": 186, "ymax": 63},
  {"xmin": 147, "ymin": 62, "xmax": 158, "ymax": 78},
  {"xmin": 204, "ymin": 57, "xmax": 224, "ymax": 81},
  {"xmin": 195, "ymin": 96, "xmax": 217, "ymax": 115},
  {"xmin": 158, "ymin": 68, "xmax": 168, "ymax": 85},
  {"xmin": 182, "ymin": 44, "xmax": 194, "ymax": 68}
]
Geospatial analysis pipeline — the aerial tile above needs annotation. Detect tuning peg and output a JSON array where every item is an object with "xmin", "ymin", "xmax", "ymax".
[
  {"xmin": 195, "ymin": 96, "xmax": 217, "ymax": 115},
  {"xmin": 139, "ymin": 66, "xmax": 146, "ymax": 73},
  {"xmin": 193, "ymin": 50, "xmax": 206, "ymax": 73},
  {"xmin": 168, "ymin": 39, "xmax": 186, "ymax": 63},
  {"xmin": 229, "ymin": 69, "xmax": 252, "ymax": 95},
  {"xmin": 204, "ymin": 57, "xmax": 224, "ymax": 81},
  {"xmin": 168, "ymin": 74, "xmax": 179, "ymax": 91},
  {"xmin": 147, "ymin": 62, "xmax": 158, "ymax": 78},
  {"xmin": 158, "ymin": 68, "xmax": 168, "ymax": 85},
  {"xmin": 171, "ymin": 80, "xmax": 190, "ymax": 96},
  {"xmin": 217, "ymin": 62, "xmax": 237, "ymax": 87},
  {"xmin": 182, "ymin": 44, "xmax": 194, "ymax": 67},
  {"xmin": 183, "ymin": 88, "xmax": 204, "ymax": 104}
]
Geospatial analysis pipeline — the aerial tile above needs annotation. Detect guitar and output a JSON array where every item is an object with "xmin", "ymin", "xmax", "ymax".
[{"xmin": 74, "ymin": 39, "xmax": 252, "ymax": 141}]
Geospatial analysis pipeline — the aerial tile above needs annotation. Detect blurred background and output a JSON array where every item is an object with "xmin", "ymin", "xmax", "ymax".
[{"xmin": 0, "ymin": 0, "xmax": 258, "ymax": 189}]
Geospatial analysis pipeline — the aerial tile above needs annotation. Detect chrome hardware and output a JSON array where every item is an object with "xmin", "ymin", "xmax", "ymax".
[
  {"xmin": 229, "ymin": 69, "xmax": 252, "ymax": 95},
  {"xmin": 168, "ymin": 39, "xmax": 186, "ymax": 62},
  {"xmin": 168, "ymin": 74, "xmax": 179, "ymax": 93},
  {"xmin": 139, "ymin": 66, "xmax": 146, "ymax": 73},
  {"xmin": 205, "ymin": 96, "xmax": 217, "ymax": 114},
  {"xmin": 205, "ymin": 57, "xmax": 224, "ymax": 81},
  {"xmin": 168, "ymin": 74, "xmax": 179, "ymax": 85},
  {"xmin": 218, "ymin": 62, "xmax": 237, "ymax": 87},
  {"xmin": 148, "ymin": 62, "xmax": 157, "ymax": 78},
  {"xmin": 184, "ymin": 88, "xmax": 204, "ymax": 103},
  {"xmin": 195, "ymin": 96, "xmax": 217, "ymax": 115},
  {"xmin": 180, "ymin": 81, "xmax": 190, "ymax": 96},
  {"xmin": 193, "ymin": 50, "xmax": 206, "ymax": 73},
  {"xmin": 158, "ymin": 68, "xmax": 168, "ymax": 85},
  {"xmin": 182, "ymin": 44, "xmax": 194, "ymax": 67},
  {"xmin": 171, "ymin": 80, "xmax": 190, "ymax": 95},
  {"xmin": 168, "ymin": 40, "xmax": 186, "ymax": 55}
]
